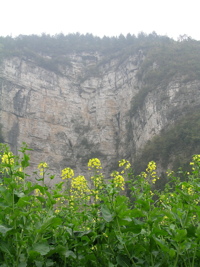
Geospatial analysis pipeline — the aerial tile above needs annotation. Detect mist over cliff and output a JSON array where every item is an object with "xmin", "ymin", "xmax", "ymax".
[{"xmin": 1, "ymin": 33, "xmax": 200, "ymax": 181}]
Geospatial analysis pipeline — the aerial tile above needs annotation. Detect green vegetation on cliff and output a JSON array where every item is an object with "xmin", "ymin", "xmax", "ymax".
[
  {"xmin": 131, "ymin": 38, "xmax": 200, "ymax": 114},
  {"xmin": 134, "ymin": 109, "xmax": 200, "ymax": 177},
  {"xmin": 1, "ymin": 33, "xmax": 200, "ymax": 83}
]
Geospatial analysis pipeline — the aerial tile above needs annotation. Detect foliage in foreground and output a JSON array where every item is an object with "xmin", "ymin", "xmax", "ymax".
[{"xmin": 1, "ymin": 143, "xmax": 200, "ymax": 266}]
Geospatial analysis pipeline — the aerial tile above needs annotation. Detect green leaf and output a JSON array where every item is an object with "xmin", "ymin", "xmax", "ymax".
[
  {"xmin": 36, "ymin": 196, "xmax": 46, "ymax": 203},
  {"xmin": 196, "ymin": 225, "xmax": 200, "ymax": 240},
  {"xmin": 174, "ymin": 229, "xmax": 187, "ymax": 242},
  {"xmin": 34, "ymin": 260, "xmax": 44, "ymax": 267},
  {"xmin": 18, "ymin": 262, "xmax": 27, "ymax": 267},
  {"xmin": 14, "ymin": 191, "xmax": 25, "ymax": 198},
  {"xmin": 186, "ymin": 225, "xmax": 196, "ymax": 238},
  {"xmin": 101, "ymin": 205, "xmax": 114, "ymax": 222},
  {"xmin": 32, "ymin": 242, "xmax": 50, "ymax": 256},
  {"xmin": 28, "ymin": 250, "xmax": 40, "ymax": 260},
  {"xmin": 74, "ymin": 230, "xmax": 92, "ymax": 237},
  {"xmin": 135, "ymin": 199, "xmax": 150, "ymax": 211},
  {"xmin": 169, "ymin": 224, "xmax": 176, "ymax": 231},
  {"xmin": 116, "ymin": 254, "xmax": 132, "ymax": 267},
  {"xmin": 0, "ymin": 241, "xmax": 12, "ymax": 256},
  {"xmin": 0, "ymin": 225, "xmax": 13, "ymax": 236},
  {"xmin": 121, "ymin": 224, "xmax": 142, "ymax": 235},
  {"xmin": 46, "ymin": 259, "xmax": 54, "ymax": 266},
  {"xmin": 21, "ymin": 153, "xmax": 30, "ymax": 168},
  {"xmin": 26, "ymin": 184, "xmax": 47, "ymax": 195},
  {"xmin": 131, "ymin": 208, "xmax": 146, "ymax": 218},
  {"xmin": 151, "ymin": 227, "xmax": 168, "ymax": 237},
  {"xmin": 17, "ymin": 196, "xmax": 32, "ymax": 207},
  {"xmin": 65, "ymin": 227, "xmax": 73, "ymax": 236},
  {"xmin": 14, "ymin": 191, "xmax": 25, "ymax": 204},
  {"xmin": 153, "ymin": 236, "xmax": 170, "ymax": 253},
  {"xmin": 65, "ymin": 250, "xmax": 76, "ymax": 259},
  {"xmin": 49, "ymin": 175, "xmax": 55, "ymax": 180},
  {"xmin": 0, "ymin": 199, "xmax": 9, "ymax": 208},
  {"xmin": 168, "ymin": 248, "xmax": 176, "ymax": 258},
  {"xmin": 46, "ymin": 245, "xmax": 68, "ymax": 257},
  {"xmin": 53, "ymin": 193, "xmax": 64, "ymax": 198},
  {"xmin": 37, "ymin": 217, "xmax": 62, "ymax": 233},
  {"xmin": 115, "ymin": 233, "xmax": 125, "ymax": 245}
]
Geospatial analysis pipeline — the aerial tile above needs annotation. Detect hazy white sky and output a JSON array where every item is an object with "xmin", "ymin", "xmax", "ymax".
[{"xmin": 1, "ymin": 0, "xmax": 199, "ymax": 40}]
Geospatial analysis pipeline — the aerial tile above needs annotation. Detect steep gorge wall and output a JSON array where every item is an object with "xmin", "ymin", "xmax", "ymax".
[
  {"xmin": 0, "ymin": 52, "xmax": 141, "ymax": 180},
  {"xmin": 1, "ymin": 51, "xmax": 200, "ymax": 181}
]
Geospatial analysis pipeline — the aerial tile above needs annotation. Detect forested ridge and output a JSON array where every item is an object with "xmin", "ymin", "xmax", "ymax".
[{"xmin": 1, "ymin": 32, "xmax": 200, "ymax": 81}]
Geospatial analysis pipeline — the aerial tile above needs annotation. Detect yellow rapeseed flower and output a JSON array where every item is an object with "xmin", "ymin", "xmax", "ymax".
[
  {"xmin": 181, "ymin": 184, "xmax": 194, "ymax": 195},
  {"xmin": 91, "ymin": 173, "xmax": 104, "ymax": 188},
  {"xmin": 146, "ymin": 161, "xmax": 156, "ymax": 173},
  {"xmin": 71, "ymin": 175, "xmax": 88, "ymax": 191},
  {"xmin": 88, "ymin": 158, "xmax": 102, "ymax": 169},
  {"xmin": 166, "ymin": 170, "xmax": 174, "ymax": 177},
  {"xmin": 38, "ymin": 162, "xmax": 48, "ymax": 169},
  {"xmin": 1, "ymin": 152, "xmax": 14, "ymax": 165},
  {"xmin": 34, "ymin": 188, "xmax": 43, "ymax": 196},
  {"xmin": 188, "ymin": 187, "xmax": 193, "ymax": 195},
  {"xmin": 71, "ymin": 175, "xmax": 90, "ymax": 199},
  {"xmin": 111, "ymin": 171, "xmax": 125, "ymax": 190},
  {"xmin": 55, "ymin": 209, "xmax": 60, "ymax": 214},
  {"xmin": 38, "ymin": 162, "xmax": 48, "ymax": 176},
  {"xmin": 61, "ymin": 167, "xmax": 74, "ymax": 179},
  {"xmin": 141, "ymin": 172, "xmax": 147, "ymax": 178},
  {"xmin": 145, "ymin": 161, "xmax": 160, "ymax": 184},
  {"xmin": 118, "ymin": 159, "xmax": 131, "ymax": 169},
  {"xmin": 192, "ymin": 155, "xmax": 200, "ymax": 162}
]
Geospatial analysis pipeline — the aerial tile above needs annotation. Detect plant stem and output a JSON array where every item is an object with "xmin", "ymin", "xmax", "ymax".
[
  {"xmin": 116, "ymin": 216, "xmax": 137, "ymax": 267},
  {"xmin": 191, "ymin": 245, "xmax": 197, "ymax": 267},
  {"xmin": 174, "ymin": 252, "xmax": 179, "ymax": 267}
]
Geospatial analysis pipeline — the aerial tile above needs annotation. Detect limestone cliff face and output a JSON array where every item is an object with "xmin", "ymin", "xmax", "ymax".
[
  {"xmin": 0, "ymin": 50, "xmax": 200, "ymax": 180},
  {"xmin": 0, "ymin": 52, "xmax": 141, "ymax": 180},
  {"xmin": 130, "ymin": 79, "xmax": 200, "ymax": 155}
]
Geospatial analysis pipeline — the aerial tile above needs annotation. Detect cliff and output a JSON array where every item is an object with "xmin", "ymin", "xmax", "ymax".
[{"xmin": 1, "ymin": 34, "xmax": 200, "ymax": 181}]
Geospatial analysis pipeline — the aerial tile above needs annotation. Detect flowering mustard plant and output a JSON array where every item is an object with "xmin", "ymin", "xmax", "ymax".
[
  {"xmin": 38, "ymin": 162, "xmax": 48, "ymax": 176},
  {"xmin": 0, "ymin": 151, "xmax": 15, "ymax": 174},
  {"xmin": 88, "ymin": 158, "xmax": 102, "ymax": 170},
  {"xmin": 34, "ymin": 188, "xmax": 43, "ymax": 196},
  {"xmin": 91, "ymin": 173, "xmax": 104, "ymax": 188},
  {"xmin": 1, "ymin": 152, "xmax": 14, "ymax": 165},
  {"xmin": 118, "ymin": 159, "xmax": 131, "ymax": 169},
  {"xmin": 88, "ymin": 159, "xmax": 104, "ymax": 201},
  {"xmin": 2, "ymin": 143, "xmax": 200, "ymax": 266},
  {"xmin": 190, "ymin": 155, "xmax": 200, "ymax": 176},
  {"xmin": 111, "ymin": 171, "xmax": 125, "ymax": 190},
  {"xmin": 145, "ymin": 161, "xmax": 159, "ymax": 184},
  {"xmin": 71, "ymin": 175, "xmax": 90, "ymax": 199},
  {"xmin": 61, "ymin": 167, "xmax": 74, "ymax": 179}
]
